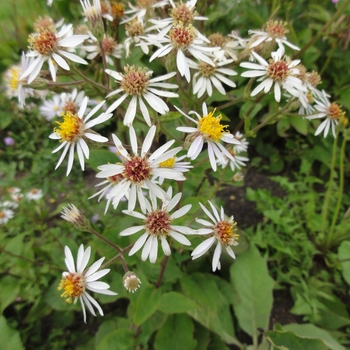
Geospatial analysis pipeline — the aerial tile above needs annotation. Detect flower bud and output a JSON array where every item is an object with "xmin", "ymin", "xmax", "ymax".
[
  {"xmin": 123, "ymin": 271, "xmax": 141, "ymax": 293},
  {"xmin": 61, "ymin": 204, "xmax": 91, "ymax": 232}
]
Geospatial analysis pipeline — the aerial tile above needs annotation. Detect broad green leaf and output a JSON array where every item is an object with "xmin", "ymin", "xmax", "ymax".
[
  {"xmin": 230, "ymin": 244, "xmax": 274, "ymax": 338},
  {"xmin": 158, "ymin": 292, "xmax": 198, "ymax": 314},
  {"xmin": 289, "ymin": 116, "xmax": 308, "ymax": 136},
  {"xmin": 180, "ymin": 273, "xmax": 239, "ymax": 346},
  {"xmin": 0, "ymin": 316, "xmax": 25, "ymax": 350},
  {"xmin": 194, "ymin": 323, "xmax": 211, "ymax": 350},
  {"xmin": 97, "ymin": 328, "xmax": 134, "ymax": 350},
  {"xmin": 283, "ymin": 324, "xmax": 346, "ymax": 350},
  {"xmin": 338, "ymin": 241, "xmax": 350, "ymax": 286},
  {"xmin": 277, "ymin": 117, "xmax": 290, "ymax": 137},
  {"xmin": 155, "ymin": 314, "xmax": 197, "ymax": 350},
  {"xmin": 0, "ymin": 276, "xmax": 20, "ymax": 313},
  {"xmin": 132, "ymin": 284, "xmax": 161, "ymax": 326},
  {"xmin": 265, "ymin": 329, "xmax": 328, "ymax": 350}
]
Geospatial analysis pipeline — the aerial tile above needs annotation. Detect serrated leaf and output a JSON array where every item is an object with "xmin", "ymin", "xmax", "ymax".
[
  {"xmin": 230, "ymin": 244, "xmax": 274, "ymax": 338},
  {"xmin": 133, "ymin": 284, "xmax": 161, "ymax": 326},
  {"xmin": 265, "ymin": 329, "xmax": 328, "ymax": 350},
  {"xmin": 283, "ymin": 324, "xmax": 346, "ymax": 350},
  {"xmin": 158, "ymin": 292, "xmax": 198, "ymax": 314},
  {"xmin": 338, "ymin": 241, "xmax": 350, "ymax": 286},
  {"xmin": 155, "ymin": 314, "xmax": 197, "ymax": 350},
  {"xmin": 0, "ymin": 316, "xmax": 25, "ymax": 350}
]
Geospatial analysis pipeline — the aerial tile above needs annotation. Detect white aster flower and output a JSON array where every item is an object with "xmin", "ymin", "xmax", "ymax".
[
  {"xmin": 0, "ymin": 208, "xmax": 15, "ymax": 225},
  {"xmin": 191, "ymin": 201, "xmax": 239, "ymax": 272},
  {"xmin": 21, "ymin": 25, "xmax": 89, "ymax": 84},
  {"xmin": 4, "ymin": 52, "xmax": 35, "ymax": 108},
  {"xmin": 49, "ymin": 97, "xmax": 112, "ymax": 176},
  {"xmin": 305, "ymin": 91, "xmax": 346, "ymax": 138},
  {"xmin": 95, "ymin": 125, "xmax": 185, "ymax": 212},
  {"xmin": 240, "ymin": 48, "xmax": 306, "ymax": 103},
  {"xmin": 83, "ymin": 35, "xmax": 123, "ymax": 65},
  {"xmin": 249, "ymin": 20, "xmax": 300, "ymax": 51},
  {"xmin": 40, "ymin": 94, "xmax": 63, "ymax": 121},
  {"xmin": 0, "ymin": 201, "xmax": 19, "ymax": 210},
  {"xmin": 211, "ymin": 32, "xmax": 245, "ymax": 62},
  {"xmin": 124, "ymin": 18, "xmax": 150, "ymax": 57},
  {"xmin": 58, "ymin": 244, "xmax": 117, "ymax": 323},
  {"xmin": 121, "ymin": 0, "xmax": 170, "ymax": 23},
  {"xmin": 105, "ymin": 66, "xmax": 179, "ymax": 126},
  {"xmin": 188, "ymin": 58, "xmax": 237, "ymax": 98},
  {"xmin": 149, "ymin": 22, "xmax": 218, "ymax": 82},
  {"xmin": 176, "ymin": 103, "xmax": 241, "ymax": 171},
  {"xmin": 120, "ymin": 187, "xmax": 193, "ymax": 263},
  {"xmin": 233, "ymin": 131, "xmax": 249, "ymax": 154},
  {"xmin": 221, "ymin": 152, "xmax": 249, "ymax": 172},
  {"xmin": 26, "ymin": 188, "xmax": 43, "ymax": 201}
]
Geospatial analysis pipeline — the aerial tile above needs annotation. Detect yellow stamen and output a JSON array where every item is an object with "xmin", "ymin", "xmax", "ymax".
[
  {"xmin": 214, "ymin": 220, "xmax": 239, "ymax": 246},
  {"xmin": 54, "ymin": 111, "xmax": 84, "ymax": 143},
  {"xmin": 198, "ymin": 109, "xmax": 228, "ymax": 142},
  {"xmin": 158, "ymin": 157, "xmax": 176, "ymax": 168},
  {"xmin": 58, "ymin": 273, "xmax": 86, "ymax": 304},
  {"xmin": 7, "ymin": 68, "xmax": 20, "ymax": 91}
]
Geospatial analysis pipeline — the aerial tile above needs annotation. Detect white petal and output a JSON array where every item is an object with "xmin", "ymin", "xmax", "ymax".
[
  {"xmin": 129, "ymin": 232, "xmax": 149, "ymax": 256},
  {"xmin": 212, "ymin": 242, "xmax": 222, "ymax": 272},
  {"xmin": 169, "ymin": 230, "xmax": 191, "ymax": 246},
  {"xmin": 191, "ymin": 236, "xmax": 216, "ymax": 258}
]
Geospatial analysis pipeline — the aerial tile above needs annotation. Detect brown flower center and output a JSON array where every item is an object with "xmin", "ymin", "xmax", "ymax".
[
  {"xmin": 198, "ymin": 61, "xmax": 217, "ymax": 77},
  {"xmin": 102, "ymin": 36, "xmax": 117, "ymax": 55},
  {"xmin": 169, "ymin": 24, "xmax": 196, "ymax": 48},
  {"xmin": 120, "ymin": 65, "xmax": 150, "ymax": 95},
  {"xmin": 63, "ymin": 101, "xmax": 78, "ymax": 115},
  {"xmin": 170, "ymin": 3, "xmax": 195, "ymax": 26},
  {"xmin": 214, "ymin": 220, "xmax": 238, "ymax": 246},
  {"xmin": 125, "ymin": 19, "xmax": 144, "ymax": 37},
  {"xmin": 145, "ymin": 210, "xmax": 172, "ymax": 235},
  {"xmin": 328, "ymin": 103, "xmax": 345, "ymax": 121},
  {"xmin": 123, "ymin": 155, "xmax": 152, "ymax": 184},
  {"xmin": 265, "ymin": 20, "xmax": 288, "ymax": 38},
  {"xmin": 267, "ymin": 59, "xmax": 289, "ymax": 81},
  {"xmin": 208, "ymin": 33, "xmax": 226, "ymax": 48},
  {"xmin": 29, "ymin": 29, "xmax": 58, "ymax": 55},
  {"xmin": 136, "ymin": 0, "xmax": 156, "ymax": 8}
]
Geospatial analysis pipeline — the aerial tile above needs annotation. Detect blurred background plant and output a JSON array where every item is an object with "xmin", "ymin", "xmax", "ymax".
[{"xmin": 1, "ymin": 0, "xmax": 350, "ymax": 349}]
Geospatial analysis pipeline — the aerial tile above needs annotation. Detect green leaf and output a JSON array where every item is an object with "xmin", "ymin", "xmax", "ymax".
[
  {"xmin": 230, "ymin": 244, "xmax": 274, "ymax": 338},
  {"xmin": 277, "ymin": 117, "xmax": 291, "ymax": 137},
  {"xmin": 158, "ymin": 292, "xmax": 198, "ymax": 314},
  {"xmin": 180, "ymin": 273, "xmax": 239, "ymax": 346},
  {"xmin": 289, "ymin": 116, "xmax": 309, "ymax": 136},
  {"xmin": 132, "ymin": 284, "xmax": 161, "ymax": 326},
  {"xmin": 283, "ymin": 324, "xmax": 346, "ymax": 350},
  {"xmin": 160, "ymin": 111, "xmax": 182, "ymax": 122},
  {"xmin": 155, "ymin": 314, "xmax": 197, "ymax": 350},
  {"xmin": 0, "ymin": 316, "xmax": 25, "ymax": 350},
  {"xmin": 0, "ymin": 276, "xmax": 20, "ymax": 313},
  {"xmin": 97, "ymin": 328, "xmax": 134, "ymax": 350},
  {"xmin": 87, "ymin": 149, "xmax": 121, "ymax": 170},
  {"xmin": 338, "ymin": 241, "xmax": 350, "ymax": 286},
  {"xmin": 265, "ymin": 329, "xmax": 328, "ymax": 350}
]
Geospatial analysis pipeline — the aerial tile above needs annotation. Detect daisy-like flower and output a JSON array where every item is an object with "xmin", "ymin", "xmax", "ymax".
[
  {"xmin": 209, "ymin": 32, "xmax": 244, "ymax": 62},
  {"xmin": 121, "ymin": 0, "xmax": 169, "ymax": 23},
  {"xmin": 0, "ymin": 208, "xmax": 14, "ymax": 225},
  {"xmin": 4, "ymin": 52, "xmax": 35, "ymax": 108},
  {"xmin": 240, "ymin": 48, "xmax": 306, "ymax": 103},
  {"xmin": 26, "ymin": 188, "xmax": 43, "ymax": 201},
  {"xmin": 49, "ymin": 97, "xmax": 112, "ymax": 176},
  {"xmin": 305, "ymin": 91, "xmax": 346, "ymax": 138},
  {"xmin": 147, "ymin": 0, "xmax": 207, "ymax": 36},
  {"xmin": 191, "ymin": 201, "xmax": 239, "ymax": 272},
  {"xmin": 95, "ymin": 125, "xmax": 185, "ymax": 212},
  {"xmin": 188, "ymin": 58, "xmax": 237, "ymax": 98},
  {"xmin": 120, "ymin": 187, "xmax": 193, "ymax": 263},
  {"xmin": 21, "ymin": 24, "xmax": 89, "ymax": 84},
  {"xmin": 105, "ymin": 66, "xmax": 179, "ymax": 126},
  {"xmin": 124, "ymin": 18, "xmax": 150, "ymax": 57},
  {"xmin": 40, "ymin": 94, "xmax": 63, "ymax": 121},
  {"xmin": 0, "ymin": 201, "xmax": 19, "ymax": 210},
  {"xmin": 58, "ymin": 244, "xmax": 117, "ymax": 323},
  {"xmin": 249, "ymin": 20, "xmax": 300, "ymax": 51},
  {"xmin": 149, "ymin": 22, "xmax": 218, "ymax": 82},
  {"xmin": 233, "ymin": 131, "xmax": 249, "ymax": 154},
  {"xmin": 83, "ymin": 35, "xmax": 123, "ymax": 65},
  {"xmin": 176, "ymin": 102, "xmax": 241, "ymax": 171}
]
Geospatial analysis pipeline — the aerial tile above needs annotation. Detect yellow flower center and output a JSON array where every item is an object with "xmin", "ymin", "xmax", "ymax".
[
  {"xmin": 198, "ymin": 61, "xmax": 217, "ymax": 77},
  {"xmin": 125, "ymin": 19, "xmax": 144, "ymax": 37},
  {"xmin": 208, "ymin": 33, "xmax": 226, "ymax": 48},
  {"xmin": 328, "ymin": 102, "xmax": 345, "ymax": 121},
  {"xmin": 111, "ymin": 2, "xmax": 125, "ymax": 19},
  {"xmin": 0, "ymin": 212, "xmax": 5, "ymax": 219},
  {"xmin": 54, "ymin": 111, "xmax": 85, "ymax": 143},
  {"xmin": 7, "ymin": 67, "xmax": 20, "ymax": 91},
  {"xmin": 158, "ymin": 157, "xmax": 176, "ymax": 168},
  {"xmin": 58, "ymin": 273, "xmax": 86, "ymax": 304},
  {"xmin": 197, "ymin": 109, "xmax": 228, "ymax": 142},
  {"xmin": 214, "ymin": 220, "xmax": 238, "ymax": 246},
  {"xmin": 28, "ymin": 29, "xmax": 58, "ymax": 56}
]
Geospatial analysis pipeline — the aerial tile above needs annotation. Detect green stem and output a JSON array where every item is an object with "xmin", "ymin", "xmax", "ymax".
[
  {"xmin": 46, "ymin": 80, "xmax": 85, "ymax": 87},
  {"xmin": 72, "ymin": 66, "xmax": 111, "ymax": 93},
  {"xmin": 328, "ymin": 137, "xmax": 346, "ymax": 245},
  {"xmin": 100, "ymin": 243, "xmax": 134, "ymax": 270},
  {"xmin": 321, "ymin": 131, "xmax": 339, "ymax": 248},
  {"xmin": 89, "ymin": 227, "xmax": 123, "ymax": 252},
  {"xmin": 293, "ymin": 0, "xmax": 350, "ymax": 59},
  {"xmin": 216, "ymin": 96, "xmax": 244, "ymax": 111}
]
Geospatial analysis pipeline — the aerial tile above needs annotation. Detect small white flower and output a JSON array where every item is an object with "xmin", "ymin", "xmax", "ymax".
[
  {"xmin": 49, "ymin": 97, "xmax": 112, "ymax": 176},
  {"xmin": 58, "ymin": 244, "xmax": 117, "ymax": 323},
  {"xmin": 176, "ymin": 103, "xmax": 241, "ymax": 171},
  {"xmin": 105, "ymin": 66, "xmax": 179, "ymax": 126},
  {"xmin": 249, "ymin": 20, "xmax": 300, "ymax": 51},
  {"xmin": 120, "ymin": 187, "xmax": 193, "ymax": 263},
  {"xmin": 191, "ymin": 201, "xmax": 239, "ymax": 272},
  {"xmin": 233, "ymin": 131, "xmax": 249, "ymax": 154},
  {"xmin": 40, "ymin": 94, "xmax": 63, "ymax": 121},
  {"xmin": 0, "ymin": 208, "xmax": 15, "ymax": 225},
  {"xmin": 305, "ymin": 91, "xmax": 345, "ymax": 138},
  {"xmin": 95, "ymin": 125, "xmax": 185, "ymax": 212},
  {"xmin": 26, "ymin": 188, "xmax": 43, "ymax": 201},
  {"xmin": 240, "ymin": 48, "xmax": 306, "ymax": 103},
  {"xmin": 188, "ymin": 58, "xmax": 237, "ymax": 98},
  {"xmin": 124, "ymin": 18, "xmax": 150, "ymax": 57},
  {"xmin": 0, "ymin": 201, "xmax": 19, "ymax": 209},
  {"xmin": 21, "ymin": 25, "xmax": 89, "ymax": 83},
  {"xmin": 121, "ymin": 0, "xmax": 170, "ymax": 23}
]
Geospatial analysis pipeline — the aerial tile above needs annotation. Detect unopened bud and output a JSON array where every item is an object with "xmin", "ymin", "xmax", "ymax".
[
  {"xmin": 61, "ymin": 204, "xmax": 91, "ymax": 232},
  {"xmin": 123, "ymin": 271, "xmax": 141, "ymax": 293}
]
